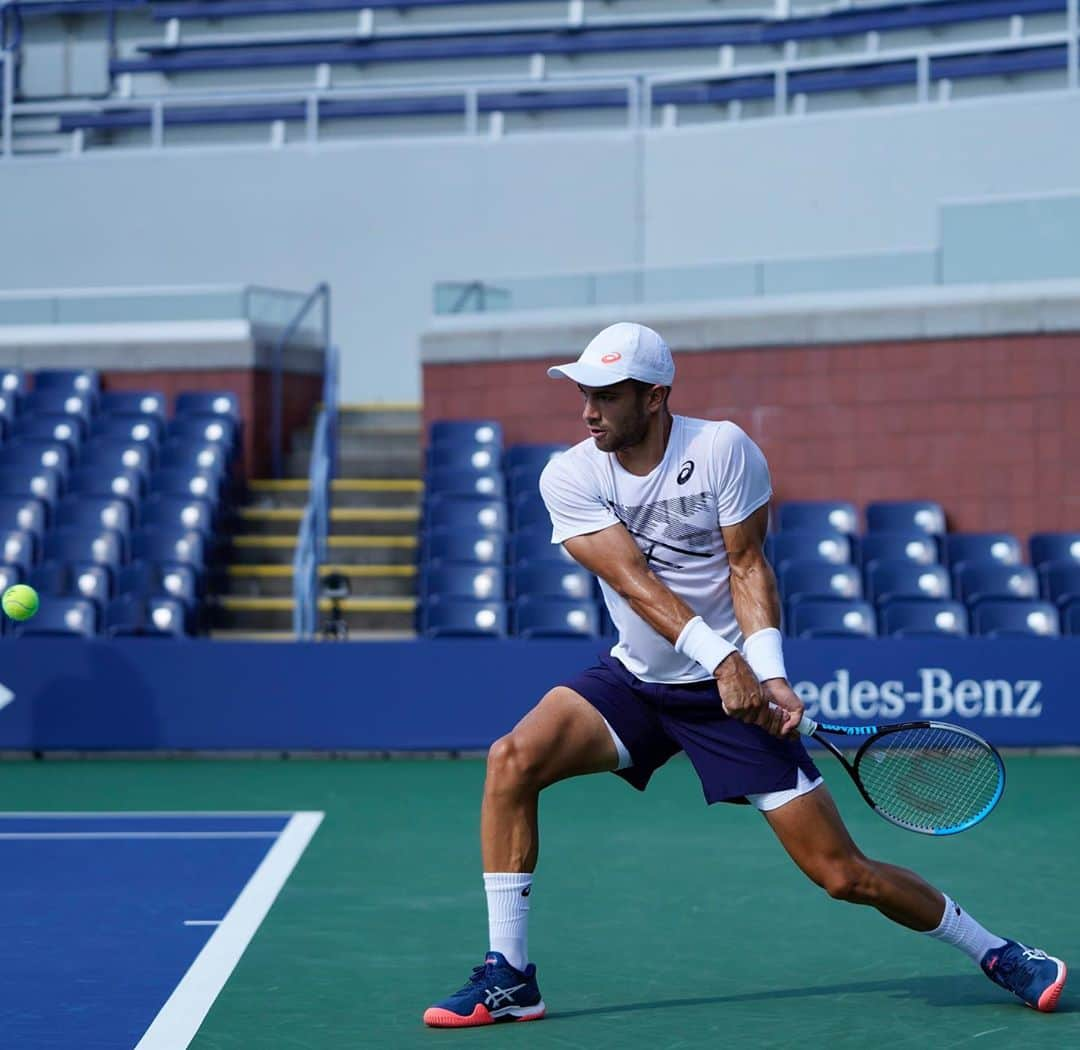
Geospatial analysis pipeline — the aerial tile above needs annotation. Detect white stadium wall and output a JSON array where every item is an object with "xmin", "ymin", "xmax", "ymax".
[{"xmin": 1, "ymin": 90, "xmax": 1079, "ymax": 402}]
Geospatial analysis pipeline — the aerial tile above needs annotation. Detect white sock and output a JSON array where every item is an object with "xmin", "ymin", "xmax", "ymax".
[
  {"xmin": 483, "ymin": 872, "xmax": 532, "ymax": 972},
  {"xmin": 925, "ymin": 894, "xmax": 1007, "ymax": 964}
]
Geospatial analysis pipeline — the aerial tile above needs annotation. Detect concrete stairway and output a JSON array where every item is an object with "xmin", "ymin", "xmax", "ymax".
[{"xmin": 209, "ymin": 404, "xmax": 422, "ymax": 639}]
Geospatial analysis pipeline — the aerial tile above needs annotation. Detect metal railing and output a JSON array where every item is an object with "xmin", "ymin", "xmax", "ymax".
[
  {"xmin": 292, "ymin": 339, "xmax": 338, "ymax": 641},
  {"xmin": 268, "ymin": 281, "xmax": 330, "ymax": 479}
]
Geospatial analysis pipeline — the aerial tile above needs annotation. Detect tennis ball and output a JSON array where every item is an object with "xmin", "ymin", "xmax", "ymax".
[{"xmin": 2, "ymin": 584, "xmax": 39, "ymax": 622}]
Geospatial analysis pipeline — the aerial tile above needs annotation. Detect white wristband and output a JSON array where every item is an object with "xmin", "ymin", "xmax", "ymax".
[
  {"xmin": 674, "ymin": 616, "xmax": 738, "ymax": 675},
  {"xmin": 742, "ymin": 626, "xmax": 787, "ymax": 682}
]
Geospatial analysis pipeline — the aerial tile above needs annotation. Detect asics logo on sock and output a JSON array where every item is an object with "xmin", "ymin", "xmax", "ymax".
[
  {"xmin": 522, "ymin": 887, "xmax": 531, "ymax": 897},
  {"xmin": 485, "ymin": 983, "xmax": 527, "ymax": 1007}
]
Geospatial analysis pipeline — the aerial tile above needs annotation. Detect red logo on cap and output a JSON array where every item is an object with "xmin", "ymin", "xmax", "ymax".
[{"xmin": 601, "ymin": 352, "xmax": 622, "ymax": 364}]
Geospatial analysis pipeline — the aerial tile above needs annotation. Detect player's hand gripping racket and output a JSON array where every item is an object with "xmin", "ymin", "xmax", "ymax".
[{"xmin": 796, "ymin": 713, "xmax": 1006, "ymax": 835}]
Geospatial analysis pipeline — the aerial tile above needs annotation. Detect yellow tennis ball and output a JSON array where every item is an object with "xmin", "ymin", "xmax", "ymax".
[{"xmin": 2, "ymin": 584, "xmax": 39, "ymax": 622}]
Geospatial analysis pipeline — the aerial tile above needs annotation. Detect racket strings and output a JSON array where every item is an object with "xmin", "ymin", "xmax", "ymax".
[{"xmin": 855, "ymin": 726, "xmax": 1001, "ymax": 833}]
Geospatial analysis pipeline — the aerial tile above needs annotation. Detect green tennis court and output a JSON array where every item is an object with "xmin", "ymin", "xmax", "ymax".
[{"xmin": 7, "ymin": 754, "xmax": 1077, "ymax": 1048}]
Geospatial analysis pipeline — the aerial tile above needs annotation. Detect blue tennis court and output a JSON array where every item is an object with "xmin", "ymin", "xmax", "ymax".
[{"xmin": 0, "ymin": 811, "xmax": 322, "ymax": 1049}]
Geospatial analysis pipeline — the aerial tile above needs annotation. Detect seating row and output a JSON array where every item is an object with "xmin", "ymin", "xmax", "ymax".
[{"xmin": 419, "ymin": 595, "xmax": 1080, "ymax": 640}]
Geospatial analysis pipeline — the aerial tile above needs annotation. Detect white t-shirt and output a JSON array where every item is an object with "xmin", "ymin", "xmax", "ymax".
[{"xmin": 539, "ymin": 415, "xmax": 772, "ymax": 684}]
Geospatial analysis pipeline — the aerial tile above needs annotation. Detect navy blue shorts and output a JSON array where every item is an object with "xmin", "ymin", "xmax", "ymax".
[{"xmin": 561, "ymin": 654, "xmax": 821, "ymax": 805}]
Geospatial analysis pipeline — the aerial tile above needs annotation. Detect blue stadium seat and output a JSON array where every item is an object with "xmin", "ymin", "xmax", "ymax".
[
  {"xmin": 766, "ymin": 530, "xmax": 851, "ymax": 571},
  {"xmin": 508, "ymin": 526, "xmax": 575, "ymax": 568},
  {"xmin": 865, "ymin": 561, "xmax": 950, "ymax": 604},
  {"xmin": 34, "ymin": 369, "xmax": 100, "ymax": 397},
  {"xmin": 504, "ymin": 444, "xmax": 568, "ymax": 474},
  {"xmin": 955, "ymin": 564, "xmax": 1039, "ymax": 606},
  {"xmin": 507, "ymin": 465, "xmax": 547, "ymax": 501},
  {"xmin": 512, "ymin": 563, "xmax": 594, "ymax": 600},
  {"xmin": 174, "ymin": 391, "xmax": 240, "ymax": 420},
  {"xmin": 55, "ymin": 497, "xmax": 133, "ymax": 536},
  {"xmin": 159, "ymin": 440, "xmax": 229, "ymax": 477},
  {"xmin": 44, "ymin": 528, "xmax": 125, "ymax": 571},
  {"xmin": 429, "ymin": 420, "xmax": 503, "ymax": 448},
  {"xmin": 0, "ymin": 496, "xmax": 47, "ymax": 542},
  {"xmin": 422, "ymin": 529, "xmax": 505, "ymax": 567},
  {"xmin": 68, "ymin": 466, "xmax": 145, "ymax": 506},
  {"xmin": 780, "ymin": 560, "xmax": 861, "ymax": 604},
  {"xmin": 0, "ymin": 466, "xmax": 63, "ymax": 511},
  {"xmin": 14, "ymin": 597, "xmax": 97, "ymax": 638},
  {"xmin": 879, "ymin": 598, "xmax": 969, "ymax": 638},
  {"xmin": 1029, "ymin": 532, "xmax": 1080, "ymax": 570},
  {"xmin": 22, "ymin": 391, "xmax": 93, "ymax": 425},
  {"xmin": 82, "ymin": 438, "xmax": 155, "ymax": 476},
  {"xmin": 777, "ymin": 501, "xmax": 858, "ymax": 536},
  {"xmin": 425, "ymin": 495, "xmax": 508, "ymax": 533},
  {"xmin": 945, "ymin": 532, "xmax": 1022, "ymax": 568},
  {"xmin": 1063, "ymin": 599, "xmax": 1080, "ymax": 637},
  {"xmin": 420, "ymin": 597, "xmax": 508, "ymax": 638},
  {"xmin": 149, "ymin": 468, "xmax": 221, "ymax": 501},
  {"xmin": 166, "ymin": 417, "xmax": 238, "ymax": 450},
  {"xmin": 12, "ymin": 415, "xmax": 85, "ymax": 453},
  {"xmin": 92, "ymin": 416, "xmax": 164, "ymax": 446},
  {"xmin": 512, "ymin": 495, "xmax": 551, "ymax": 533},
  {"xmin": 859, "ymin": 531, "xmax": 939, "ymax": 570},
  {"xmin": 0, "ymin": 563, "xmax": 20, "ymax": 636},
  {"xmin": 0, "ymin": 393, "xmax": 16, "ymax": 436},
  {"xmin": 0, "ymin": 530, "xmax": 37, "ymax": 573},
  {"xmin": 427, "ymin": 445, "xmax": 500, "ymax": 473},
  {"xmin": 789, "ymin": 598, "xmax": 876, "ymax": 639},
  {"xmin": 425, "ymin": 468, "xmax": 504, "ymax": 498},
  {"xmin": 865, "ymin": 500, "xmax": 946, "ymax": 536},
  {"xmin": 105, "ymin": 595, "xmax": 192, "ymax": 638},
  {"xmin": 1041, "ymin": 563, "xmax": 1080, "ymax": 608},
  {"xmin": 28, "ymin": 560, "xmax": 112, "ymax": 609},
  {"xmin": 131, "ymin": 528, "xmax": 205, "ymax": 570},
  {"xmin": 514, "ymin": 596, "xmax": 600, "ymax": 639},
  {"xmin": 0, "ymin": 369, "xmax": 25, "ymax": 396},
  {"xmin": 99, "ymin": 391, "xmax": 166, "ymax": 419},
  {"xmin": 0, "ymin": 439, "xmax": 72, "ymax": 475},
  {"xmin": 116, "ymin": 561, "xmax": 200, "ymax": 608},
  {"xmin": 972, "ymin": 599, "xmax": 1060, "ymax": 638},
  {"xmin": 141, "ymin": 494, "xmax": 215, "ymax": 535},
  {"xmin": 420, "ymin": 564, "xmax": 505, "ymax": 601}
]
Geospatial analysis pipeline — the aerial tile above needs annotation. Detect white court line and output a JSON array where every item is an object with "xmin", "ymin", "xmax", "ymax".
[
  {"xmin": 0, "ymin": 810, "xmax": 296, "ymax": 818},
  {"xmin": 0, "ymin": 832, "xmax": 280, "ymax": 841},
  {"xmin": 183, "ymin": 921, "xmax": 222, "ymax": 928},
  {"xmin": 135, "ymin": 811, "xmax": 324, "ymax": 1050}
]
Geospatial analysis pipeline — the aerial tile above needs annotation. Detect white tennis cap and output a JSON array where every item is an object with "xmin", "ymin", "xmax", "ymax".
[{"xmin": 547, "ymin": 322, "xmax": 675, "ymax": 388}]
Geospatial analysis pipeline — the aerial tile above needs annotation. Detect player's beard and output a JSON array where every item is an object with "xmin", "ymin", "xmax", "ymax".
[{"xmin": 601, "ymin": 405, "xmax": 650, "ymax": 453}]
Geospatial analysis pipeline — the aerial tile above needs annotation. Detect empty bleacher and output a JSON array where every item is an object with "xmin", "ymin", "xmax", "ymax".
[
  {"xmin": 415, "ymin": 419, "xmax": 1080, "ymax": 641},
  {"xmin": 4, "ymin": 0, "xmax": 1077, "ymax": 152},
  {"xmin": 0, "ymin": 369, "xmax": 240, "ymax": 638}
]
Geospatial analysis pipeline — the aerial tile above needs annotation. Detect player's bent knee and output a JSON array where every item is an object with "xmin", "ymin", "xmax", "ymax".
[
  {"xmin": 485, "ymin": 733, "xmax": 543, "ymax": 793},
  {"xmin": 821, "ymin": 859, "xmax": 876, "ymax": 904}
]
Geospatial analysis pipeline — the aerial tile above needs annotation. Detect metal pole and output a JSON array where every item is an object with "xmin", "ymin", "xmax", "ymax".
[
  {"xmin": 305, "ymin": 94, "xmax": 318, "ymax": 145},
  {"xmin": 464, "ymin": 87, "xmax": 478, "ymax": 135},
  {"xmin": 151, "ymin": 100, "xmax": 164, "ymax": 149},
  {"xmin": 774, "ymin": 67, "xmax": 787, "ymax": 116},
  {"xmin": 916, "ymin": 51, "xmax": 930, "ymax": 103}
]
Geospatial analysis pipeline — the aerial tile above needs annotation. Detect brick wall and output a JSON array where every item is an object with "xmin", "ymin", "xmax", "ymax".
[
  {"xmin": 101, "ymin": 368, "xmax": 322, "ymax": 480},
  {"xmin": 423, "ymin": 333, "xmax": 1080, "ymax": 539}
]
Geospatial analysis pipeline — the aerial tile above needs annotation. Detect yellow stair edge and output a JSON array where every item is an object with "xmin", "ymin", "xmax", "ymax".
[
  {"xmin": 239, "ymin": 508, "xmax": 420, "ymax": 522},
  {"xmin": 337, "ymin": 402, "xmax": 421, "ymax": 412},
  {"xmin": 233, "ymin": 535, "xmax": 418, "ymax": 548},
  {"xmin": 218, "ymin": 596, "xmax": 417, "ymax": 612},
  {"xmin": 228, "ymin": 564, "xmax": 417, "ymax": 577},
  {"xmin": 248, "ymin": 478, "xmax": 424, "ymax": 492}
]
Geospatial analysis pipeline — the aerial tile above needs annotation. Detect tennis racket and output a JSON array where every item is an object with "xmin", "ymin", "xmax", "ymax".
[{"xmin": 796, "ymin": 715, "xmax": 1006, "ymax": 835}]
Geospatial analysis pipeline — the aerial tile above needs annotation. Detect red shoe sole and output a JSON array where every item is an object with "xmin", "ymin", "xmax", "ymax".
[
  {"xmin": 1035, "ymin": 960, "xmax": 1067, "ymax": 1013},
  {"xmin": 423, "ymin": 1004, "xmax": 546, "ymax": 1028}
]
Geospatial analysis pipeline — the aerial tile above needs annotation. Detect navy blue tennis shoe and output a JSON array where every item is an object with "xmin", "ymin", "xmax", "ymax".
[
  {"xmin": 423, "ymin": 951, "xmax": 545, "ymax": 1027},
  {"xmin": 981, "ymin": 939, "xmax": 1067, "ymax": 1011}
]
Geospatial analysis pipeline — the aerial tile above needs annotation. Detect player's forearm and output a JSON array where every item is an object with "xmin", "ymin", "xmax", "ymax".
[
  {"xmin": 611, "ymin": 564, "xmax": 699, "ymax": 646},
  {"xmin": 728, "ymin": 553, "xmax": 782, "ymax": 637}
]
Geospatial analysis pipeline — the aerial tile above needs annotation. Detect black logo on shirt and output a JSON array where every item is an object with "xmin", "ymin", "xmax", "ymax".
[{"xmin": 677, "ymin": 461, "xmax": 694, "ymax": 485}]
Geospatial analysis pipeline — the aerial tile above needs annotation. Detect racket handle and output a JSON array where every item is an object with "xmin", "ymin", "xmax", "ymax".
[{"xmin": 726, "ymin": 700, "xmax": 818, "ymax": 736}]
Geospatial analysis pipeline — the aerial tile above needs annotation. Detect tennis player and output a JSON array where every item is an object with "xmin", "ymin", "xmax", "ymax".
[{"xmin": 423, "ymin": 322, "xmax": 1067, "ymax": 1027}]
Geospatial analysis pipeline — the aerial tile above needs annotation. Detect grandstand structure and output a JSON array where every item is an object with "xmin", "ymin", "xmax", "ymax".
[{"xmin": 1, "ymin": 0, "xmax": 1078, "ymax": 154}]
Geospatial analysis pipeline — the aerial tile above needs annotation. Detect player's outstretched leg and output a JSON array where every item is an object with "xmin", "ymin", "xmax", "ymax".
[
  {"xmin": 423, "ymin": 686, "xmax": 619, "ymax": 1028},
  {"xmin": 763, "ymin": 783, "xmax": 1067, "ymax": 1012}
]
